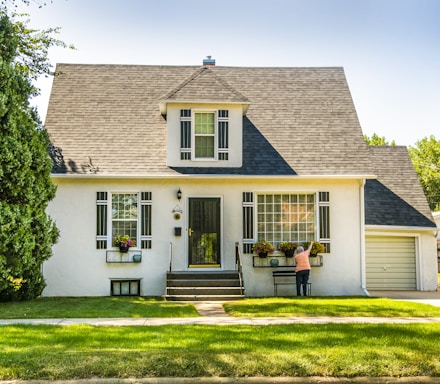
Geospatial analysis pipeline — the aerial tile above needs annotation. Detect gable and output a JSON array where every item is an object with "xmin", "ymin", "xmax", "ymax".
[{"xmin": 159, "ymin": 67, "xmax": 250, "ymax": 115}]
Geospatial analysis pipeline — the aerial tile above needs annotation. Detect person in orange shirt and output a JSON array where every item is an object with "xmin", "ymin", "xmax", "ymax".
[{"xmin": 294, "ymin": 241, "xmax": 313, "ymax": 296}]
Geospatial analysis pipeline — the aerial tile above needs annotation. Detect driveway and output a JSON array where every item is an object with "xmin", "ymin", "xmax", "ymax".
[{"xmin": 369, "ymin": 290, "xmax": 440, "ymax": 307}]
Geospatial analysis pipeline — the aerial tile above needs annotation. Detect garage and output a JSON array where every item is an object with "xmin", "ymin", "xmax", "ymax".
[{"xmin": 366, "ymin": 236, "xmax": 416, "ymax": 290}]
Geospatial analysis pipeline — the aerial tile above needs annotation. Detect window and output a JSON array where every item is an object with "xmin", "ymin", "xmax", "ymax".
[
  {"xmin": 249, "ymin": 192, "xmax": 330, "ymax": 253},
  {"xmin": 195, "ymin": 112, "xmax": 215, "ymax": 158},
  {"xmin": 112, "ymin": 193, "xmax": 138, "ymax": 243},
  {"xmin": 257, "ymin": 194, "xmax": 316, "ymax": 246},
  {"xmin": 96, "ymin": 191, "xmax": 152, "ymax": 249},
  {"xmin": 180, "ymin": 109, "xmax": 229, "ymax": 161}
]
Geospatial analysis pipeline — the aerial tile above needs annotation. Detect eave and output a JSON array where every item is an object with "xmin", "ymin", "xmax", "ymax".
[{"xmin": 159, "ymin": 100, "xmax": 250, "ymax": 116}]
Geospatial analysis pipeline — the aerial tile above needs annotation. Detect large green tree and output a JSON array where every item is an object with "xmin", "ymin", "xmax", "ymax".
[
  {"xmin": 408, "ymin": 135, "xmax": 440, "ymax": 212},
  {"xmin": 0, "ymin": 9, "xmax": 63, "ymax": 300}
]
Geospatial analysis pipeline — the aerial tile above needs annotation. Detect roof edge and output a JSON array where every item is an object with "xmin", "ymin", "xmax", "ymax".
[
  {"xmin": 365, "ymin": 224, "xmax": 437, "ymax": 231},
  {"xmin": 51, "ymin": 173, "xmax": 378, "ymax": 180}
]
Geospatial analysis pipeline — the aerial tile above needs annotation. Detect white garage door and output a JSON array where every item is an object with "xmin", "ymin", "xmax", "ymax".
[{"xmin": 366, "ymin": 236, "xmax": 416, "ymax": 290}]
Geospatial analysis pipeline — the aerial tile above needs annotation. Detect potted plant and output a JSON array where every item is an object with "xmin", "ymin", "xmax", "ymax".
[
  {"xmin": 302, "ymin": 241, "xmax": 325, "ymax": 256},
  {"xmin": 252, "ymin": 241, "xmax": 275, "ymax": 258},
  {"xmin": 278, "ymin": 241, "xmax": 298, "ymax": 257},
  {"xmin": 113, "ymin": 235, "xmax": 136, "ymax": 253}
]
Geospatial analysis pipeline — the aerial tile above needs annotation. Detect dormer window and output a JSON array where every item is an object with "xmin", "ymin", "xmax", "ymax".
[{"xmin": 180, "ymin": 109, "xmax": 229, "ymax": 161}]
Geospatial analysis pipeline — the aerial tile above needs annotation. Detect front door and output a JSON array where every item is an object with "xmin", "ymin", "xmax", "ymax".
[{"xmin": 188, "ymin": 198, "xmax": 221, "ymax": 268}]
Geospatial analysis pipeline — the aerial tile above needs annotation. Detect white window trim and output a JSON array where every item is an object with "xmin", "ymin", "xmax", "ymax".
[
  {"xmin": 108, "ymin": 192, "xmax": 141, "ymax": 248},
  {"xmin": 192, "ymin": 109, "xmax": 218, "ymax": 161}
]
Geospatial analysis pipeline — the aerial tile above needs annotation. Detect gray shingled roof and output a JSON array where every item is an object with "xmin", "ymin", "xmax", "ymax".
[
  {"xmin": 161, "ymin": 66, "xmax": 250, "ymax": 104},
  {"xmin": 365, "ymin": 146, "xmax": 435, "ymax": 227},
  {"xmin": 45, "ymin": 63, "xmax": 435, "ymax": 228},
  {"xmin": 45, "ymin": 64, "xmax": 373, "ymax": 176}
]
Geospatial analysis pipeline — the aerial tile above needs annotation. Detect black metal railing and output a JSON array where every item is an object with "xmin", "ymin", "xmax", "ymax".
[{"xmin": 235, "ymin": 242, "xmax": 245, "ymax": 295}]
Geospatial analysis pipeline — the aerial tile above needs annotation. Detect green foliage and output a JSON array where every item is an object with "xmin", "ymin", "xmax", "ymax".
[
  {"xmin": 252, "ymin": 240, "xmax": 275, "ymax": 255},
  {"xmin": 0, "ymin": 11, "xmax": 59, "ymax": 301},
  {"xmin": 408, "ymin": 135, "xmax": 440, "ymax": 211},
  {"xmin": 364, "ymin": 133, "xmax": 396, "ymax": 146}
]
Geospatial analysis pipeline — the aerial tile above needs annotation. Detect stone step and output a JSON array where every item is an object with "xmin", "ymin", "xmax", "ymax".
[
  {"xmin": 167, "ymin": 271, "xmax": 240, "ymax": 280},
  {"xmin": 167, "ymin": 286, "xmax": 244, "ymax": 296},
  {"xmin": 165, "ymin": 270, "xmax": 244, "ymax": 301},
  {"xmin": 167, "ymin": 279, "xmax": 241, "ymax": 287},
  {"xmin": 164, "ymin": 294, "xmax": 245, "ymax": 302}
]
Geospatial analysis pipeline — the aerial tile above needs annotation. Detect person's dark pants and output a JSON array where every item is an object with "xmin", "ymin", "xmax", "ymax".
[{"xmin": 296, "ymin": 270, "xmax": 310, "ymax": 296}]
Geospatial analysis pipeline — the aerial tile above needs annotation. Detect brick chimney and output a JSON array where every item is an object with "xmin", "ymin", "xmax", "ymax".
[{"xmin": 203, "ymin": 56, "xmax": 216, "ymax": 66}]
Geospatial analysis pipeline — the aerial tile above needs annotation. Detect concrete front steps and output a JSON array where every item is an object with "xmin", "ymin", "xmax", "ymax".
[{"xmin": 165, "ymin": 271, "xmax": 245, "ymax": 301}]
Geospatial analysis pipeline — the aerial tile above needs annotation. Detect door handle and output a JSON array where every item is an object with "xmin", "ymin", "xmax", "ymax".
[{"xmin": 188, "ymin": 228, "xmax": 194, "ymax": 237}]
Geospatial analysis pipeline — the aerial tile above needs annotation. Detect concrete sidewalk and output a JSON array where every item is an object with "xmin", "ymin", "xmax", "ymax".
[
  {"xmin": 1, "ymin": 315, "xmax": 440, "ymax": 326},
  {"xmin": 1, "ymin": 291, "xmax": 440, "ymax": 326},
  {"xmin": 2, "ymin": 298, "xmax": 440, "ymax": 326}
]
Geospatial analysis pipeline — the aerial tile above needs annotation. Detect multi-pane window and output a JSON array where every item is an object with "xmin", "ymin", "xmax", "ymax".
[
  {"xmin": 112, "ymin": 193, "xmax": 138, "ymax": 244},
  {"xmin": 194, "ymin": 112, "xmax": 215, "ymax": 158},
  {"xmin": 180, "ymin": 109, "xmax": 229, "ymax": 160},
  {"xmin": 257, "ymin": 193, "xmax": 316, "ymax": 246},
  {"xmin": 96, "ymin": 191, "xmax": 152, "ymax": 249},
  {"xmin": 244, "ymin": 191, "xmax": 330, "ymax": 254}
]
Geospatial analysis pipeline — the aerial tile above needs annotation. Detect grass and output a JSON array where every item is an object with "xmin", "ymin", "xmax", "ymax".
[
  {"xmin": 1, "ymin": 297, "xmax": 440, "ymax": 379},
  {"xmin": 224, "ymin": 297, "xmax": 440, "ymax": 318},
  {"xmin": 1, "ymin": 296, "xmax": 440, "ymax": 319},
  {"xmin": 0, "ymin": 297, "xmax": 198, "ymax": 319},
  {"xmin": 1, "ymin": 323, "xmax": 439, "ymax": 379}
]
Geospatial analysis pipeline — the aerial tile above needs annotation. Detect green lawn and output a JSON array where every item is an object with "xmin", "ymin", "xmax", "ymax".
[
  {"xmin": 1, "ymin": 323, "xmax": 439, "ymax": 379},
  {"xmin": 224, "ymin": 297, "xmax": 440, "ymax": 318},
  {"xmin": 2, "ymin": 296, "xmax": 440, "ymax": 319},
  {"xmin": 0, "ymin": 297, "xmax": 198, "ymax": 319},
  {"xmin": 1, "ymin": 297, "xmax": 440, "ymax": 379}
]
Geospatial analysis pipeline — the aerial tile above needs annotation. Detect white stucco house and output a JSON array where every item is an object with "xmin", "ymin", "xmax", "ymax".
[{"xmin": 42, "ymin": 58, "xmax": 438, "ymax": 298}]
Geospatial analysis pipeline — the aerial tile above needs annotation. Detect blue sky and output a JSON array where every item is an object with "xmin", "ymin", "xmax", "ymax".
[{"xmin": 14, "ymin": 0, "xmax": 440, "ymax": 146}]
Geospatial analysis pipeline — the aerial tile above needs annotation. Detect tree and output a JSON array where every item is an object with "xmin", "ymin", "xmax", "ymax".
[
  {"xmin": 0, "ymin": 9, "xmax": 63, "ymax": 300},
  {"xmin": 408, "ymin": 135, "xmax": 440, "ymax": 212},
  {"xmin": 364, "ymin": 133, "xmax": 396, "ymax": 146}
]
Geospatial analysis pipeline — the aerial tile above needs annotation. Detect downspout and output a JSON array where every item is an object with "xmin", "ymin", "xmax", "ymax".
[{"xmin": 360, "ymin": 179, "xmax": 370, "ymax": 296}]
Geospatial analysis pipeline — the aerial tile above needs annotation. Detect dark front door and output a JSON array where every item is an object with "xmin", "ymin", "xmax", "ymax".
[{"xmin": 188, "ymin": 198, "xmax": 221, "ymax": 267}]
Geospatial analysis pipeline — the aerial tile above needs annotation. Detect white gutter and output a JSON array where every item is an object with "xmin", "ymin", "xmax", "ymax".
[
  {"xmin": 365, "ymin": 224, "xmax": 437, "ymax": 233},
  {"xmin": 359, "ymin": 178, "xmax": 370, "ymax": 297},
  {"xmin": 50, "ymin": 173, "xmax": 378, "ymax": 180}
]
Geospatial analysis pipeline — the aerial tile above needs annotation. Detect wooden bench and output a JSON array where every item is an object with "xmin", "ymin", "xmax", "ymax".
[{"xmin": 272, "ymin": 270, "xmax": 311, "ymax": 296}]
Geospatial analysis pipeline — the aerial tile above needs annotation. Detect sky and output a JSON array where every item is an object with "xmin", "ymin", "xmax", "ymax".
[{"xmin": 11, "ymin": 0, "xmax": 440, "ymax": 146}]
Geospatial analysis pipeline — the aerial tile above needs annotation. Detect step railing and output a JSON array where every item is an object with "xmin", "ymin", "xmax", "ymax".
[{"xmin": 235, "ymin": 242, "xmax": 245, "ymax": 295}]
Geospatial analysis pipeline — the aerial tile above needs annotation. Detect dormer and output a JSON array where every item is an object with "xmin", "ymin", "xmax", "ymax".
[{"xmin": 160, "ymin": 63, "xmax": 250, "ymax": 168}]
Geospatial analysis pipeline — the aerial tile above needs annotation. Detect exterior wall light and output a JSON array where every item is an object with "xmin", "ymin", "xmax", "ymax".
[{"xmin": 177, "ymin": 188, "xmax": 182, "ymax": 200}]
